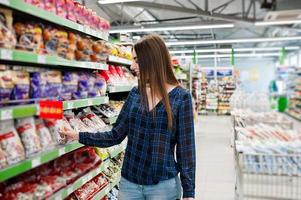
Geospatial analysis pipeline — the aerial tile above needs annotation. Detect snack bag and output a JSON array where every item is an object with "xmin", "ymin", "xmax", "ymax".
[
  {"xmin": 60, "ymin": 72, "xmax": 78, "ymax": 100},
  {"xmin": 43, "ymin": 27, "xmax": 70, "ymax": 59},
  {"xmin": 24, "ymin": 0, "xmax": 43, "ymax": 8},
  {"xmin": 30, "ymin": 71, "xmax": 47, "ymax": 98},
  {"xmin": 0, "ymin": 146, "xmax": 7, "ymax": 169},
  {"xmin": 42, "ymin": 0, "xmax": 56, "ymax": 13},
  {"xmin": 46, "ymin": 70, "xmax": 62, "ymax": 98},
  {"xmin": 16, "ymin": 117, "xmax": 41, "ymax": 156},
  {"xmin": 94, "ymin": 75, "xmax": 107, "ymax": 96},
  {"xmin": 44, "ymin": 118, "xmax": 70, "ymax": 144},
  {"xmin": 35, "ymin": 119, "xmax": 54, "ymax": 150},
  {"xmin": 0, "ymin": 70, "xmax": 14, "ymax": 106},
  {"xmin": 65, "ymin": 0, "xmax": 77, "ymax": 22},
  {"xmin": 14, "ymin": 22, "xmax": 44, "ymax": 53},
  {"xmin": 0, "ymin": 8, "xmax": 16, "ymax": 49},
  {"xmin": 11, "ymin": 71, "xmax": 30, "ymax": 101},
  {"xmin": 0, "ymin": 120, "xmax": 25, "ymax": 165}
]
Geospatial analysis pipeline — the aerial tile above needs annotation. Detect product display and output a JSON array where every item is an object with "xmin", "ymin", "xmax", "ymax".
[{"xmin": 286, "ymin": 68, "xmax": 301, "ymax": 120}]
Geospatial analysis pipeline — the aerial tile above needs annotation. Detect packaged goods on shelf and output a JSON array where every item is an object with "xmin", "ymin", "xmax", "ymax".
[
  {"xmin": 35, "ymin": 118, "xmax": 54, "ymax": 149},
  {"xmin": 0, "ymin": 8, "xmax": 16, "ymax": 49},
  {"xmin": 98, "ymin": 65, "xmax": 137, "ymax": 88},
  {"xmin": 0, "ymin": 119, "xmax": 25, "ymax": 166},
  {"xmin": 23, "ymin": 0, "xmax": 110, "ymax": 32},
  {"xmin": 232, "ymin": 109, "xmax": 293, "ymax": 129},
  {"xmin": 16, "ymin": 117, "xmax": 41, "ymax": 156},
  {"xmin": 0, "ymin": 66, "xmax": 108, "ymax": 107},
  {"xmin": 107, "ymin": 187, "xmax": 119, "ymax": 200},
  {"xmin": 0, "ymin": 147, "xmax": 101, "ymax": 200}
]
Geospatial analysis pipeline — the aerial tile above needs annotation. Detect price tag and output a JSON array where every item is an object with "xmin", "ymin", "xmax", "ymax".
[
  {"xmin": 67, "ymin": 102, "xmax": 74, "ymax": 109},
  {"xmin": 1, "ymin": 49, "xmax": 12, "ymax": 60},
  {"xmin": 0, "ymin": 0, "xmax": 9, "ymax": 5},
  {"xmin": 37, "ymin": 55, "xmax": 46, "ymax": 63},
  {"xmin": 67, "ymin": 187, "xmax": 73, "ymax": 195},
  {"xmin": 32, "ymin": 157, "xmax": 41, "ymax": 168},
  {"xmin": 82, "ymin": 176, "xmax": 88, "ymax": 183},
  {"xmin": 1, "ymin": 109, "xmax": 12, "ymax": 120},
  {"xmin": 78, "ymin": 25, "xmax": 84, "ymax": 32},
  {"xmin": 87, "ymin": 99, "xmax": 93, "ymax": 106},
  {"xmin": 58, "ymin": 148, "xmax": 65, "ymax": 156}
]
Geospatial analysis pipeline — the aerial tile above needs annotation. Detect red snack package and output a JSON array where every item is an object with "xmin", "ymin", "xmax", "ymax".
[
  {"xmin": 55, "ymin": 0, "xmax": 67, "ymax": 18},
  {"xmin": 0, "ymin": 120, "xmax": 25, "ymax": 165},
  {"xmin": 42, "ymin": 0, "xmax": 56, "ymax": 13},
  {"xmin": 65, "ymin": 0, "xmax": 77, "ymax": 22},
  {"xmin": 16, "ymin": 117, "xmax": 41, "ymax": 157}
]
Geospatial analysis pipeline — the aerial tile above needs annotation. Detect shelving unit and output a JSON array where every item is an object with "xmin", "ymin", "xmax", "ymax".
[
  {"xmin": 0, "ymin": 48, "xmax": 108, "ymax": 70},
  {"xmin": 107, "ymin": 55, "xmax": 132, "ymax": 66},
  {"xmin": 91, "ymin": 174, "xmax": 121, "ymax": 200},
  {"xmin": 0, "ymin": 2, "xmax": 131, "ymax": 199},
  {"xmin": 63, "ymin": 96, "xmax": 109, "ymax": 110},
  {"xmin": 0, "ymin": 96, "xmax": 109, "ymax": 120},
  {"xmin": 286, "ymin": 68, "xmax": 301, "ymax": 121},
  {"xmin": 0, "ymin": 142, "xmax": 84, "ymax": 182},
  {"xmin": 108, "ymin": 85, "xmax": 135, "ymax": 93},
  {"xmin": 0, "ymin": 0, "xmax": 108, "ymax": 40}
]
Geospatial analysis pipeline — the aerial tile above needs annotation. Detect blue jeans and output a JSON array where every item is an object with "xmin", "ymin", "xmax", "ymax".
[{"xmin": 118, "ymin": 176, "xmax": 182, "ymax": 200}]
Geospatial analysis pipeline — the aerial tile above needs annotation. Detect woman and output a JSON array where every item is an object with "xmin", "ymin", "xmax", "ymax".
[{"xmin": 59, "ymin": 34, "xmax": 195, "ymax": 200}]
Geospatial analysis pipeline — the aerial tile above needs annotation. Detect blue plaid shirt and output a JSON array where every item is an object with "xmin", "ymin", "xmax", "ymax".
[{"xmin": 79, "ymin": 86, "xmax": 196, "ymax": 198}]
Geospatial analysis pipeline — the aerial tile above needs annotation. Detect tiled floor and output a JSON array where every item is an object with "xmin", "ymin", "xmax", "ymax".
[{"xmin": 195, "ymin": 116, "xmax": 235, "ymax": 200}]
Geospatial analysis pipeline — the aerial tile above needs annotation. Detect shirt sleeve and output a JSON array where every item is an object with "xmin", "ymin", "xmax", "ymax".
[
  {"xmin": 79, "ymin": 88, "xmax": 134, "ymax": 148},
  {"xmin": 176, "ymin": 92, "xmax": 196, "ymax": 198}
]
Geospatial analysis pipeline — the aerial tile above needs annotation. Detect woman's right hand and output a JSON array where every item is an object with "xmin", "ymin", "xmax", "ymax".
[{"xmin": 59, "ymin": 126, "xmax": 79, "ymax": 141}]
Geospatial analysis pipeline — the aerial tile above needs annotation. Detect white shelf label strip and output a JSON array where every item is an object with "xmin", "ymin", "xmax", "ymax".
[
  {"xmin": 1, "ymin": 109, "xmax": 12, "ymax": 120},
  {"xmin": 1, "ymin": 49, "xmax": 12, "ymax": 60}
]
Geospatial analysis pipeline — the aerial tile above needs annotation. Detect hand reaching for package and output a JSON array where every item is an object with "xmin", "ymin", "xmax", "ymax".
[{"xmin": 59, "ymin": 125, "xmax": 79, "ymax": 141}]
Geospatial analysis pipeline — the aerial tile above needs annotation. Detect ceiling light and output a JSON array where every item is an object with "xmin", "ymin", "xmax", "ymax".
[
  {"xmin": 166, "ymin": 36, "xmax": 301, "ymax": 46},
  {"xmin": 178, "ymin": 53, "xmax": 280, "ymax": 59},
  {"xmin": 255, "ymin": 19, "xmax": 301, "ymax": 26},
  {"xmin": 109, "ymin": 23, "xmax": 234, "ymax": 33},
  {"xmin": 169, "ymin": 46, "xmax": 300, "ymax": 54},
  {"xmin": 98, "ymin": 0, "xmax": 140, "ymax": 4}
]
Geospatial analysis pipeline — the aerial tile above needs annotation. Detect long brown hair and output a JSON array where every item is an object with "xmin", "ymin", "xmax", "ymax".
[{"xmin": 134, "ymin": 34, "xmax": 179, "ymax": 129}]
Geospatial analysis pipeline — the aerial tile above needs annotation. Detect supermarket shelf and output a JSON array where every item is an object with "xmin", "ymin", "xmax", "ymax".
[
  {"xmin": 0, "ymin": 49, "xmax": 108, "ymax": 70},
  {"xmin": 0, "ymin": 142, "xmax": 84, "ymax": 182},
  {"xmin": 108, "ymin": 55, "xmax": 132, "ymax": 66},
  {"xmin": 0, "ymin": 96, "xmax": 109, "ymax": 120},
  {"xmin": 176, "ymin": 74, "xmax": 188, "ymax": 80},
  {"xmin": 108, "ymin": 85, "xmax": 135, "ymax": 93},
  {"xmin": 92, "ymin": 174, "xmax": 121, "ymax": 200},
  {"xmin": 49, "ymin": 159, "xmax": 111, "ymax": 200},
  {"xmin": 0, "ymin": 0, "xmax": 108, "ymax": 40},
  {"xmin": 109, "ymin": 143, "xmax": 126, "ymax": 158},
  {"xmin": 63, "ymin": 96, "xmax": 109, "ymax": 110},
  {"xmin": 0, "ymin": 104, "xmax": 37, "ymax": 120},
  {"xmin": 285, "ymin": 111, "xmax": 301, "ymax": 122}
]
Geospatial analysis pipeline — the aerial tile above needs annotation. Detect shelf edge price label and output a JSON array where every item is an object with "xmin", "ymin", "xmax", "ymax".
[
  {"xmin": 1, "ymin": 49, "xmax": 12, "ymax": 60},
  {"xmin": 58, "ymin": 148, "xmax": 65, "ymax": 156},
  {"xmin": 0, "ymin": 0, "xmax": 9, "ymax": 5},
  {"xmin": 39, "ymin": 100, "xmax": 63, "ymax": 119},
  {"xmin": 38, "ymin": 55, "xmax": 46, "ymax": 64},
  {"xmin": 1, "ymin": 109, "xmax": 12, "ymax": 120},
  {"xmin": 87, "ymin": 99, "xmax": 93, "ymax": 106},
  {"xmin": 32, "ymin": 157, "xmax": 41, "ymax": 168},
  {"xmin": 67, "ymin": 187, "xmax": 73, "ymax": 195},
  {"xmin": 66, "ymin": 102, "xmax": 74, "ymax": 109}
]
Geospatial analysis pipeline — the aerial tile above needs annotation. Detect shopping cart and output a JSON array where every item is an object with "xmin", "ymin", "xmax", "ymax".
[{"xmin": 235, "ymin": 150, "xmax": 301, "ymax": 200}]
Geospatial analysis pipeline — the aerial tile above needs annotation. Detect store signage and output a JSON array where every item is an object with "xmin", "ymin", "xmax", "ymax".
[
  {"xmin": 217, "ymin": 69, "xmax": 233, "ymax": 77},
  {"xmin": 39, "ymin": 100, "xmax": 63, "ymax": 119}
]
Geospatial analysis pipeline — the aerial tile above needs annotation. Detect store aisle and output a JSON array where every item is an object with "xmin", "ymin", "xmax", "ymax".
[{"xmin": 195, "ymin": 116, "xmax": 235, "ymax": 200}]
